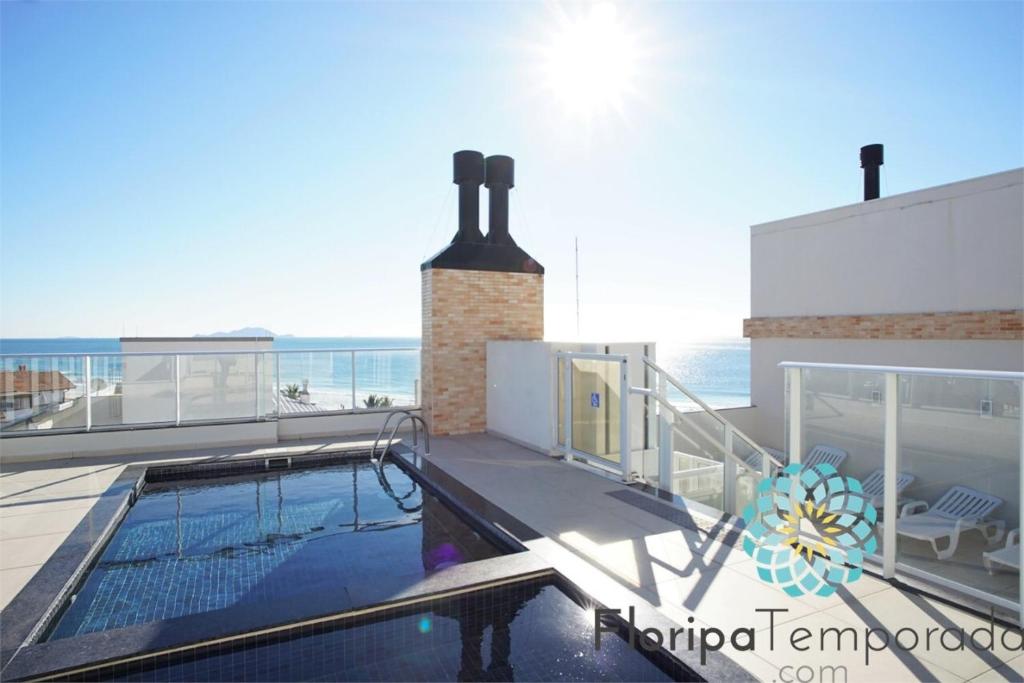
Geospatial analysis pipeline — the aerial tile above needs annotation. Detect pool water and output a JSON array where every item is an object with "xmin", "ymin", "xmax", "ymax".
[
  {"xmin": 49, "ymin": 460, "xmax": 503, "ymax": 639},
  {"xmin": 61, "ymin": 578, "xmax": 687, "ymax": 682}
]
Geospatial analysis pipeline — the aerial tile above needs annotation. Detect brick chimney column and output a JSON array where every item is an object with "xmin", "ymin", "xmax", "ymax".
[
  {"xmin": 421, "ymin": 269, "xmax": 543, "ymax": 435},
  {"xmin": 420, "ymin": 152, "xmax": 544, "ymax": 436}
]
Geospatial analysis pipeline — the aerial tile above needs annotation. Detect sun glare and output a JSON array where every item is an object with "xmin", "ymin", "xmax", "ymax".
[{"xmin": 541, "ymin": 3, "xmax": 641, "ymax": 120}]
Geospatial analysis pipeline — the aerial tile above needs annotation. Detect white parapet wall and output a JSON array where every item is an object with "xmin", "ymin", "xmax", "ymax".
[
  {"xmin": 485, "ymin": 340, "xmax": 655, "ymax": 456},
  {"xmin": 0, "ymin": 422, "xmax": 278, "ymax": 463},
  {"xmin": 0, "ymin": 409, "xmax": 420, "ymax": 463}
]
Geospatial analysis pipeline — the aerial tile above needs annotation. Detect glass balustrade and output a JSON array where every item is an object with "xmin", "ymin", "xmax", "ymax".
[
  {"xmin": 783, "ymin": 362, "xmax": 1023, "ymax": 618},
  {"xmin": 896, "ymin": 373, "xmax": 1021, "ymax": 607},
  {"xmin": 0, "ymin": 348, "xmax": 420, "ymax": 434}
]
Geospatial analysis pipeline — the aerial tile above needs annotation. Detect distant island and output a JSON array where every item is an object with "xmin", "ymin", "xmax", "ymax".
[{"xmin": 196, "ymin": 327, "xmax": 292, "ymax": 338}]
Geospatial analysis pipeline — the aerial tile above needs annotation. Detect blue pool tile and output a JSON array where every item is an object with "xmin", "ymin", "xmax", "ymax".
[{"xmin": 49, "ymin": 461, "xmax": 502, "ymax": 640}]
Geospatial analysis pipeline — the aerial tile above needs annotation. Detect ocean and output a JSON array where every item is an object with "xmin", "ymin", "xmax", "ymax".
[{"xmin": 0, "ymin": 337, "xmax": 750, "ymax": 411}]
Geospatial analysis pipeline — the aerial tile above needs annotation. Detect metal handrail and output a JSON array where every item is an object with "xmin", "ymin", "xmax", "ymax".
[
  {"xmin": 642, "ymin": 357, "xmax": 784, "ymax": 470},
  {"xmin": 371, "ymin": 409, "xmax": 431, "ymax": 463},
  {"xmin": 371, "ymin": 409, "xmax": 418, "ymax": 461},
  {"xmin": 0, "ymin": 347, "xmax": 420, "ymax": 359},
  {"xmin": 637, "ymin": 383, "xmax": 766, "ymax": 478},
  {"xmin": 778, "ymin": 361, "xmax": 1024, "ymax": 382},
  {"xmin": 366, "ymin": 410, "xmax": 430, "ymax": 514}
]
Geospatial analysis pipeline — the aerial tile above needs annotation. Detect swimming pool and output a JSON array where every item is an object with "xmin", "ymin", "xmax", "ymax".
[
  {"xmin": 1, "ymin": 451, "xmax": 708, "ymax": 682},
  {"xmin": 48, "ymin": 459, "xmax": 503, "ymax": 640},
  {"xmin": 51, "ymin": 576, "xmax": 689, "ymax": 682}
]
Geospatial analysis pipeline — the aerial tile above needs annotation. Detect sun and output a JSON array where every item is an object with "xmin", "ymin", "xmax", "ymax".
[{"xmin": 540, "ymin": 3, "xmax": 641, "ymax": 120}]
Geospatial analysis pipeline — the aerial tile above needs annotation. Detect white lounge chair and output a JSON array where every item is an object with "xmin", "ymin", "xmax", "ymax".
[
  {"xmin": 894, "ymin": 486, "xmax": 1005, "ymax": 560},
  {"xmin": 859, "ymin": 469, "xmax": 915, "ymax": 509},
  {"xmin": 743, "ymin": 444, "xmax": 847, "ymax": 473},
  {"xmin": 803, "ymin": 444, "xmax": 848, "ymax": 470},
  {"xmin": 743, "ymin": 447, "xmax": 787, "ymax": 473},
  {"xmin": 984, "ymin": 529, "xmax": 1019, "ymax": 574}
]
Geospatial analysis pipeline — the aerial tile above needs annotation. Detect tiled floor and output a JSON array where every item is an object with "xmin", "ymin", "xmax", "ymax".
[
  {"xmin": 420, "ymin": 434, "xmax": 1024, "ymax": 683},
  {"xmin": 0, "ymin": 464, "xmax": 119, "ymax": 605},
  {"xmin": 1, "ymin": 432, "xmax": 1021, "ymax": 682}
]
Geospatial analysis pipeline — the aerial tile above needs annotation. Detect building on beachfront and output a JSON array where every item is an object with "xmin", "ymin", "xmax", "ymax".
[{"xmin": 0, "ymin": 366, "xmax": 75, "ymax": 426}]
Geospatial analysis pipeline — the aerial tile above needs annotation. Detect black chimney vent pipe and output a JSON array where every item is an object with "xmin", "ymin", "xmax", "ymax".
[
  {"xmin": 452, "ymin": 150, "xmax": 485, "ymax": 243},
  {"xmin": 860, "ymin": 144, "xmax": 884, "ymax": 201},
  {"xmin": 422, "ymin": 151, "xmax": 541, "ymax": 274},
  {"xmin": 485, "ymin": 155, "xmax": 515, "ymax": 245}
]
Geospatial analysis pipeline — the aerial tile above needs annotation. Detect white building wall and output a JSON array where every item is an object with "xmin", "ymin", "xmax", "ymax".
[
  {"xmin": 486, "ymin": 341, "xmax": 654, "ymax": 458},
  {"xmin": 744, "ymin": 169, "xmax": 1024, "ymax": 449},
  {"xmin": 752, "ymin": 169, "xmax": 1023, "ymax": 317}
]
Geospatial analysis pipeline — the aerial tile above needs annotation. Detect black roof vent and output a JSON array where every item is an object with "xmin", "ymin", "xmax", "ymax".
[
  {"xmin": 423, "ymin": 151, "xmax": 543, "ymax": 274},
  {"xmin": 452, "ymin": 150, "xmax": 485, "ymax": 244},
  {"xmin": 860, "ymin": 144, "xmax": 884, "ymax": 201}
]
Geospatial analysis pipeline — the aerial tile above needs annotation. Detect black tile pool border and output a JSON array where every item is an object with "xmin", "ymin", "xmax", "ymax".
[
  {"xmin": 16, "ymin": 572, "xmax": 708, "ymax": 682},
  {"xmin": 0, "ymin": 446, "xmax": 548, "ymax": 681}
]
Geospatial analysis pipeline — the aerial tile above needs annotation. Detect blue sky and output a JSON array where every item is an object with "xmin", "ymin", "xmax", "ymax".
[{"xmin": 2, "ymin": 1, "xmax": 1021, "ymax": 340}]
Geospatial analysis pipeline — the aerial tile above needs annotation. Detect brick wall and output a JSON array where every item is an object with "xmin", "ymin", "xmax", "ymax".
[
  {"xmin": 743, "ymin": 309, "xmax": 1024, "ymax": 340},
  {"xmin": 421, "ymin": 268, "xmax": 544, "ymax": 435}
]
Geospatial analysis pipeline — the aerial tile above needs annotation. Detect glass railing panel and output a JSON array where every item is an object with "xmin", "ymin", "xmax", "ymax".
[
  {"xmin": 258, "ymin": 352, "xmax": 276, "ymax": 419},
  {"xmin": 0, "ymin": 355, "xmax": 86, "ymax": 432},
  {"xmin": 667, "ymin": 410, "xmax": 726, "ymax": 510},
  {"xmin": 728, "ymin": 430, "xmax": 765, "ymax": 518},
  {"xmin": 178, "ymin": 353, "xmax": 258, "ymax": 423},
  {"xmin": 570, "ymin": 358, "xmax": 621, "ymax": 464},
  {"xmin": 102, "ymin": 354, "xmax": 175, "ymax": 427},
  {"xmin": 895, "ymin": 375, "xmax": 1021, "ymax": 606},
  {"xmin": 354, "ymin": 348, "xmax": 419, "ymax": 410},
  {"xmin": 278, "ymin": 351, "xmax": 355, "ymax": 414},
  {"xmin": 792, "ymin": 367, "xmax": 887, "ymax": 553}
]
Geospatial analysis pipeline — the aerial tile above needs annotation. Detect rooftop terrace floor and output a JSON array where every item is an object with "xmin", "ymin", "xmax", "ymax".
[{"xmin": 2, "ymin": 433, "xmax": 1023, "ymax": 681}]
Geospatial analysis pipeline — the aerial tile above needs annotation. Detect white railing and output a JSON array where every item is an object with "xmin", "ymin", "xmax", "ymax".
[
  {"xmin": 781, "ymin": 361, "xmax": 1024, "ymax": 620},
  {"xmin": 0, "ymin": 348, "xmax": 420, "ymax": 436},
  {"xmin": 636, "ymin": 358, "xmax": 781, "ymax": 516},
  {"xmin": 554, "ymin": 350, "xmax": 778, "ymax": 518}
]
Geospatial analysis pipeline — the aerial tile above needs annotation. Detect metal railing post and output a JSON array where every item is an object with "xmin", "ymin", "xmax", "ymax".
[
  {"xmin": 563, "ymin": 356, "xmax": 573, "ymax": 455},
  {"xmin": 619, "ymin": 357, "xmax": 631, "ymax": 483},
  {"xmin": 723, "ymin": 424, "xmax": 736, "ymax": 515},
  {"xmin": 786, "ymin": 367, "xmax": 803, "ymax": 465},
  {"xmin": 657, "ymin": 369, "xmax": 673, "ymax": 493},
  {"xmin": 1019, "ymin": 379, "xmax": 1023, "ymax": 625},
  {"xmin": 274, "ymin": 353, "xmax": 281, "ymax": 418},
  {"xmin": 254, "ymin": 353, "xmax": 262, "ymax": 420},
  {"xmin": 883, "ymin": 371, "xmax": 899, "ymax": 578},
  {"xmin": 174, "ymin": 355, "xmax": 181, "ymax": 426},
  {"xmin": 84, "ymin": 356, "xmax": 92, "ymax": 431},
  {"xmin": 351, "ymin": 351, "xmax": 357, "ymax": 410}
]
